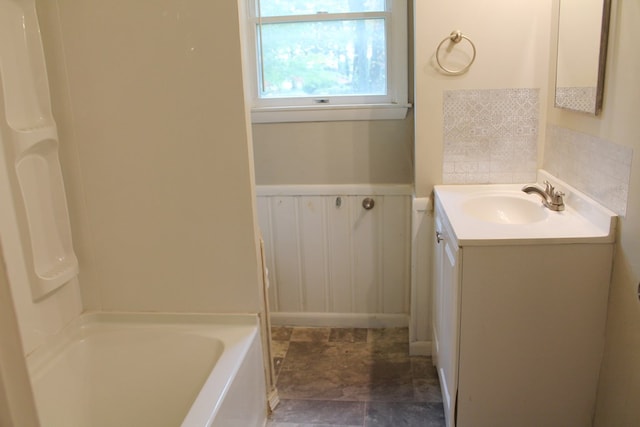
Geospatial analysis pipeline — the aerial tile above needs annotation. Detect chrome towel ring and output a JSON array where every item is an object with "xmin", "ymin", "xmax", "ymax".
[{"xmin": 436, "ymin": 30, "xmax": 476, "ymax": 75}]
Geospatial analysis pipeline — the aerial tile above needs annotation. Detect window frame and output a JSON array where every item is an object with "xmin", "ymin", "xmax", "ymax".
[{"xmin": 242, "ymin": 0, "xmax": 410, "ymax": 123}]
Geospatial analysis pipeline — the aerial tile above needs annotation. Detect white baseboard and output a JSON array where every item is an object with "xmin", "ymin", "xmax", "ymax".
[
  {"xmin": 409, "ymin": 340, "xmax": 432, "ymax": 356},
  {"xmin": 269, "ymin": 312, "xmax": 409, "ymax": 328}
]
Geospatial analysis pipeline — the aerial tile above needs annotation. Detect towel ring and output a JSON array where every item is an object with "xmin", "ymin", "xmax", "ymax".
[{"xmin": 436, "ymin": 30, "xmax": 476, "ymax": 75}]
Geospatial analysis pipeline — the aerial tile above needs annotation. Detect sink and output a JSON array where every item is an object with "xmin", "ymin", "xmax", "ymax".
[
  {"xmin": 433, "ymin": 170, "xmax": 618, "ymax": 245},
  {"xmin": 462, "ymin": 194, "xmax": 548, "ymax": 224}
]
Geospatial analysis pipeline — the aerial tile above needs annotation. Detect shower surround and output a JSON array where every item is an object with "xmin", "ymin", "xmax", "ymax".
[{"xmin": 1, "ymin": 0, "xmax": 270, "ymax": 425}]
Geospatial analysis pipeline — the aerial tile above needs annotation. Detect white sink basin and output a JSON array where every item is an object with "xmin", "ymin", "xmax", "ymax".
[
  {"xmin": 462, "ymin": 194, "xmax": 548, "ymax": 224},
  {"xmin": 434, "ymin": 170, "xmax": 617, "ymax": 245}
]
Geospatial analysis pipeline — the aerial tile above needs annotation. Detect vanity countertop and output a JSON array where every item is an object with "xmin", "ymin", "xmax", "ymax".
[{"xmin": 434, "ymin": 170, "xmax": 617, "ymax": 246}]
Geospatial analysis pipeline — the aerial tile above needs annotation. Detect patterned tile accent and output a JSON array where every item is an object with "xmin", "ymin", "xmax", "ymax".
[
  {"xmin": 544, "ymin": 125, "xmax": 633, "ymax": 216},
  {"xmin": 443, "ymin": 88, "xmax": 539, "ymax": 184},
  {"xmin": 555, "ymin": 86, "xmax": 597, "ymax": 113}
]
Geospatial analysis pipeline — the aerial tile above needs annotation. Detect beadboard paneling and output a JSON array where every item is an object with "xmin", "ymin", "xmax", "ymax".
[{"xmin": 256, "ymin": 187, "xmax": 412, "ymax": 323}]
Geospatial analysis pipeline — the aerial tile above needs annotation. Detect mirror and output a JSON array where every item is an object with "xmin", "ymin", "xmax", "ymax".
[{"xmin": 555, "ymin": 0, "xmax": 612, "ymax": 115}]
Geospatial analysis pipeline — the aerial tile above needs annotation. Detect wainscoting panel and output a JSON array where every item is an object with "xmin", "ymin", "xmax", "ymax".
[{"xmin": 256, "ymin": 185, "xmax": 412, "ymax": 327}]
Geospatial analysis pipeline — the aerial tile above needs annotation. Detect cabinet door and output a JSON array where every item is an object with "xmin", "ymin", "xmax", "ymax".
[
  {"xmin": 434, "ymin": 206, "xmax": 461, "ymax": 427},
  {"xmin": 432, "ymin": 214, "xmax": 444, "ymax": 365}
]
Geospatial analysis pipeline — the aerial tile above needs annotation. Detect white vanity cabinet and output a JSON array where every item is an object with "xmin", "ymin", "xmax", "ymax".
[{"xmin": 432, "ymin": 184, "xmax": 615, "ymax": 427}]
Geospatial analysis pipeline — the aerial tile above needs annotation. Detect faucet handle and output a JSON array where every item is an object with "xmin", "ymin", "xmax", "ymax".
[
  {"xmin": 552, "ymin": 190, "xmax": 565, "ymax": 203},
  {"xmin": 543, "ymin": 180, "xmax": 554, "ymax": 196}
]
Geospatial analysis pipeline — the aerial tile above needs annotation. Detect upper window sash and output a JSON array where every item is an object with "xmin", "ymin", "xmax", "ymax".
[
  {"xmin": 254, "ymin": 0, "xmax": 388, "ymax": 17},
  {"xmin": 252, "ymin": 12, "xmax": 390, "ymax": 24}
]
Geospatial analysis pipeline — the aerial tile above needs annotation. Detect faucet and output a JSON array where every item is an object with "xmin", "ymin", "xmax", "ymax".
[{"xmin": 521, "ymin": 180, "xmax": 565, "ymax": 211}]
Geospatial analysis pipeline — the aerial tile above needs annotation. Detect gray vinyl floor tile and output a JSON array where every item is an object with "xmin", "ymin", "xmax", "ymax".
[
  {"xmin": 268, "ymin": 424, "xmax": 359, "ymax": 427},
  {"xmin": 268, "ymin": 399, "xmax": 364, "ymax": 426},
  {"xmin": 364, "ymin": 402, "xmax": 446, "ymax": 427},
  {"xmin": 267, "ymin": 327, "xmax": 445, "ymax": 427}
]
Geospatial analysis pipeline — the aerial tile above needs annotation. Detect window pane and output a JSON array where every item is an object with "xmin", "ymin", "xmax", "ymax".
[
  {"xmin": 259, "ymin": 0, "xmax": 386, "ymax": 17},
  {"xmin": 258, "ymin": 19, "xmax": 387, "ymax": 98}
]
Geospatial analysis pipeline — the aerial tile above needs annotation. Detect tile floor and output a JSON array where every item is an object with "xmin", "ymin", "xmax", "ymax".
[{"xmin": 267, "ymin": 326, "xmax": 446, "ymax": 427}]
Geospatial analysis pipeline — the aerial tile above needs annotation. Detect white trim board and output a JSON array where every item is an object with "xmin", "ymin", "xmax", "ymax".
[
  {"xmin": 269, "ymin": 312, "xmax": 409, "ymax": 329},
  {"xmin": 256, "ymin": 184, "xmax": 414, "ymax": 197}
]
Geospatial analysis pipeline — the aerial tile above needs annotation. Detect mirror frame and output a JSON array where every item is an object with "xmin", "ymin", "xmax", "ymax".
[{"xmin": 554, "ymin": 0, "xmax": 612, "ymax": 115}]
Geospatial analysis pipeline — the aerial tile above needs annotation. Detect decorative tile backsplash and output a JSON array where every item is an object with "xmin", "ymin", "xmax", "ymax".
[
  {"xmin": 554, "ymin": 87, "xmax": 597, "ymax": 113},
  {"xmin": 443, "ymin": 88, "xmax": 539, "ymax": 184},
  {"xmin": 544, "ymin": 125, "xmax": 632, "ymax": 216}
]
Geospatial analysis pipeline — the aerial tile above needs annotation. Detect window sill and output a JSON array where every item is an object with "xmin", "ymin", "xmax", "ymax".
[{"xmin": 251, "ymin": 103, "xmax": 412, "ymax": 124}]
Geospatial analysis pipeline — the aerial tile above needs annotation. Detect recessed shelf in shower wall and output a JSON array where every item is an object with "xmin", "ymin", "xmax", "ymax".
[{"xmin": 0, "ymin": 0, "xmax": 78, "ymax": 300}]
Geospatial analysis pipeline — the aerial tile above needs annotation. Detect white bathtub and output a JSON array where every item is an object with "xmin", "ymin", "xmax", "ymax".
[{"xmin": 26, "ymin": 312, "xmax": 267, "ymax": 427}]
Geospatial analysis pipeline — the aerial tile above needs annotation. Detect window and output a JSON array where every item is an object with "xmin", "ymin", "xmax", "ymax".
[{"xmin": 243, "ymin": 0, "xmax": 409, "ymax": 123}]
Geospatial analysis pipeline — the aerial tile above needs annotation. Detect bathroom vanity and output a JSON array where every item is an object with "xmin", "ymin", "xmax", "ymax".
[{"xmin": 432, "ymin": 172, "xmax": 616, "ymax": 427}]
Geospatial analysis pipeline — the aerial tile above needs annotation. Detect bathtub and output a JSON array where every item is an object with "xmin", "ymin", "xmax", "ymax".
[{"xmin": 26, "ymin": 312, "xmax": 267, "ymax": 427}]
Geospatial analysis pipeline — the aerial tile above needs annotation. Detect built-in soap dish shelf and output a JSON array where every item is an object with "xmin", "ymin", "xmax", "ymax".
[
  {"xmin": 36, "ymin": 256, "xmax": 79, "ymax": 295},
  {"xmin": 10, "ymin": 124, "xmax": 58, "ymax": 157},
  {"xmin": 13, "ymin": 132, "xmax": 79, "ymax": 300},
  {"xmin": 40, "ymin": 259, "xmax": 78, "ymax": 280},
  {"xmin": 1, "ymin": 0, "xmax": 78, "ymax": 301}
]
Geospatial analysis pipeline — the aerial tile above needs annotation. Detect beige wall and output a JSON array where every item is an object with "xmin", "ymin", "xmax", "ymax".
[
  {"xmin": 252, "ymin": 117, "xmax": 414, "ymax": 185},
  {"xmin": 37, "ymin": 0, "xmax": 263, "ymax": 313},
  {"xmin": 414, "ymin": 0, "xmax": 552, "ymax": 196},
  {"xmin": 546, "ymin": 1, "xmax": 640, "ymax": 424}
]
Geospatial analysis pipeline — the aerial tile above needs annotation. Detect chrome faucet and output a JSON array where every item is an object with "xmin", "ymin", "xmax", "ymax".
[{"xmin": 521, "ymin": 180, "xmax": 565, "ymax": 211}]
